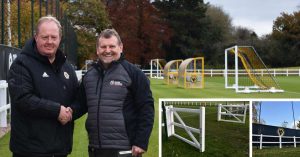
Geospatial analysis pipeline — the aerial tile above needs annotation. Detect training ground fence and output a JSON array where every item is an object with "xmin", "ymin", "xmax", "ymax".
[
  {"xmin": 142, "ymin": 68, "xmax": 300, "ymax": 77},
  {"xmin": 253, "ymin": 123, "xmax": 300, "ymax": 149}
]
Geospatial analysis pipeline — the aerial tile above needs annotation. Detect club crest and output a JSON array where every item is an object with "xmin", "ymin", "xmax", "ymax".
[{"xmin": 64, "ymin": 72, "xmax": 69, "ymax": 79}]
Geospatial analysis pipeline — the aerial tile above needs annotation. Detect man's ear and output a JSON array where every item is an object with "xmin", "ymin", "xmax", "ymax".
[{"xmin": 120, "ymin": 43, "xmax": 123, "ymax": 51}]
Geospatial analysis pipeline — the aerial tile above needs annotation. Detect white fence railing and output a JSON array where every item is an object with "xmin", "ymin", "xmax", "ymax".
[
  {"xmin": 253, "ymin": 134, "xmax": 300, "ymax": 149},
  {"xmin": 0, "ymin": 80, "xmax": 10, "ymax": 128},
  {"xmin": 142, "ymin": 69, "xmax": 300, "ymax": 77},
  {"xmin": 217, "ymin": 104, "xmax": 248, "ymax": 124}
]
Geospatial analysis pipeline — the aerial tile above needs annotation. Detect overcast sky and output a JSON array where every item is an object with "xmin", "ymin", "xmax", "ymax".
[{"xmin": 205, "ymin": 0, "xmax": 300, "ymax": 37}]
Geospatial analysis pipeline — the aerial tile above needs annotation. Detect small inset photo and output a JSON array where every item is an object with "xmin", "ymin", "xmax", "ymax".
[
  {"xmin": 252, "ymin": 101, "xmax": 300, "ymax": 157},
  {"xmin": 160, "ymin": 99, "xmax": 249, "ymax": 157}
]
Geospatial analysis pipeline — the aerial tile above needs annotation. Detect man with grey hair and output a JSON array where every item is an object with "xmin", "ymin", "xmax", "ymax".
[
  {"xmin": 75, "ymin": 29, "xmax": 154, "ymax": 157},
  {"xmin": 8, "ymin": 15, "xmax": 78, "ymax": 157}
]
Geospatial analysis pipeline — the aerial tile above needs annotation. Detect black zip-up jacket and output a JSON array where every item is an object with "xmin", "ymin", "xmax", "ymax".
[
  {"xmin": 75, "ymin": 57, "xmax": 154, "ymax": 151},
  {"xmin": 8, "ymin": 38, "xmax": 78, "ymax": 156}
]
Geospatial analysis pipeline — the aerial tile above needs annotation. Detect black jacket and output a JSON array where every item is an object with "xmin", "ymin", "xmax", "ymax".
[
  {"xmin": 8, "ymin": 38, "xmax": 78, "ymax": 156},
  {"xmin": 76, "ymin": 57, "xmax": 154, "ymax": 151}
]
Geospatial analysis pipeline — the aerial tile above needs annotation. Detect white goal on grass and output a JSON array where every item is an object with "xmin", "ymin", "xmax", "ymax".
[{"xmin": 224, "ymin": 45, "xmax": 284, "ymax": 93}]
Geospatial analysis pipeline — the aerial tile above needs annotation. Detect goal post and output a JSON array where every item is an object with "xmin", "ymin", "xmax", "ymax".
[
  {"xmin": 150, "ymin": 59, "xmax": 166, "ymax": 79},
  {"xmin": 225, "ymin": 45, "xmax": 284, "ymax": 93}
]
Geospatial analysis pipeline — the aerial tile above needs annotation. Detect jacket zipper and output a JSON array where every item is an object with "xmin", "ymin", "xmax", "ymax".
[{"xmin": 96, "ymin": 70, "xmax": 105, "ymax": 148}]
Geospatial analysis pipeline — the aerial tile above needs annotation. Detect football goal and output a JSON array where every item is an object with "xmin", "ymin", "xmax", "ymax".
[
  {"xmin": 178, "ymin": 57, "xmax": 204, "ymax": 88},
  {"xmin": 150, "ymin": 59, "xmax": 166, "ymax": 79},
  {"xmin": 164, "ymin": 59, "xmax": 183, "ymax": 85},
  {"xmin": 224, "ymin": 45, "xmax": 284, "ymax": 93}
]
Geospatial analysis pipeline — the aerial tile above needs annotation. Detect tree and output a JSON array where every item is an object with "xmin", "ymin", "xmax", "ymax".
[
  {"xmin": 153, "ymin": 0, "xmax": 208, "ymax": 60},
  {"xmin": 65, "ymin": 0, "xmax": 111, "ymax": 67},
  {"xmin": 103, "ymin": 0, "xmax": 171, "ymax": 66},
  {"xmin": 252, "ymin": 102, "xmax": 260, "ymax": 123},
  {"xmin": 202, "ymin": 4, "xmax": 234, "ymax": 67},
  {"xmin": 270, "ymin": 11, "xmax": 300, "ymax": 67},
  {"xmin": 232, "ymin": 26, "xmax": 257, "ymax": 45},
  {"xmin": 2, "ymin": 1, "xmax": 39, "ymax": 47}
]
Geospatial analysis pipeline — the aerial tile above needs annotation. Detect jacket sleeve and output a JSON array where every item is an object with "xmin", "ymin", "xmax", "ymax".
[
  {"xmin": 8, "ymin": 60, "xmax": 61, "ymax": 118},
  {"xmin": 71, "ymin": 80, "xmax": 88, "ymax": 120},
  {"xmin": 131, "ymin": 70, "xmax": 154, "ymax": 151}
]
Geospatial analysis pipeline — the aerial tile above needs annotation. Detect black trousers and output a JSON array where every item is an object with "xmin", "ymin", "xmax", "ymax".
[
  {"xmin": 88, "ymin": 147, "xmax": 140, "ymax": 157},
  {"xmin": 13, "ymin": 153, "xmax": 67, "ymax": 157}
]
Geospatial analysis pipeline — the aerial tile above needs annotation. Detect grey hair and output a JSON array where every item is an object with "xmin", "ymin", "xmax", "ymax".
[
  {"xmin": 35, "ymin": 15, "xmax": 62, "ymax": 37},
  {"xmin": 96, "ymin": 29, "xmax": 122, "ymax": 48}
]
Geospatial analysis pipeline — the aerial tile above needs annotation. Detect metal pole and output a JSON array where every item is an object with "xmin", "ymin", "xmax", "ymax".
[
  {"xmin": 39, "ymin": 0, "xmax": 42, "ymax": 17},
  {"xmin": 292, "ymin": 101, "xmax": 296, "ymax": 129},
  {"xmin": 45, "ymin": 0, "xmax": 48, "ymax": 15},
  {"xmin": 31, "ymin": 0, "xmax": 34, "ymax": 37},
  {"xmin": 18, "ymin": 0, "xmax": 21, "ymax": 48},
  {"xmin": 259, "ymin": 102, "xmax": 262, "ymax": 124},
  {"xmin": 235, "ymin": 46, "xmax": 239, "ymax": 92},
  {"xmin": 1, "ymin": 0, "xmax": 4, "ymax": 44},
  {"xmin": 56, "ymin": 0, "xmax": 59, "ymax": 19},
  {"xmin": 50, "ymin": 0, "xmax": 53, "ymax": 15}
]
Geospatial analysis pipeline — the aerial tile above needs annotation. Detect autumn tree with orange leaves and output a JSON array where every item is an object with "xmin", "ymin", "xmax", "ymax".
[{"xmin": 103, "ymin": 0, "xmax": 171, "ymax": 67}]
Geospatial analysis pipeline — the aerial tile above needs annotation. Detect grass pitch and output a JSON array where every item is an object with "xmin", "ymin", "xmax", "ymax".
[{"xmin": 1, "ymin": 76, "xmax": 300, "ymax": 157}]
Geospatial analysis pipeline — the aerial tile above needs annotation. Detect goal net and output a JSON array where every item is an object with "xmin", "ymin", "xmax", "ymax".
[{"xmin": 225, "ymin": 46, "xmax": 284, "ymax": 93}]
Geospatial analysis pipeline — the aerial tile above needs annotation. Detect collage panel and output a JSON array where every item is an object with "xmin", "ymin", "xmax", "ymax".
[
  {"xmin": 252, "ymin": 100, "xmax": 300, "ymax": 157},
  {"xmin": 159, "ymin": 99, "xmax": 250, "ymax": 157}
]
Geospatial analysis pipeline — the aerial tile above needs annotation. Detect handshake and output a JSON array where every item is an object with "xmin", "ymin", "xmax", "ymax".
[{"xmin": 58, "ymin": 105, "xmax": 73, "ymax": 125}]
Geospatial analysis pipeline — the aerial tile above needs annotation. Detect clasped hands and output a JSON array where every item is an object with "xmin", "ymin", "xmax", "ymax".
[{"xmin": 58, "ymin": 106, "xmax": 73, "ymax": 125}]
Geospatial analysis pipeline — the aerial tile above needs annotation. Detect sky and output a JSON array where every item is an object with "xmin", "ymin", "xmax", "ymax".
[
  {"xmin": 205, "ymin": 0, "xmax": 300, "ymax": 37},
  {"xmin": 255, "ymin": 101, "xmax": 300, "ymax": 129}
]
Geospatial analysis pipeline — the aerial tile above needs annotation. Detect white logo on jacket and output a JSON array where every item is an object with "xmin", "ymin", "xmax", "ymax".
[
  {"xmin": 110, "ymin": 80, "xmax": 123, "ymax": 86},
  {"xmin": 42, "ymin": 72, "xmax": 49, "ymax": 78},
  {"xmin": 64, "ymin": 72, "xmax": 70, "ymax": 79}
]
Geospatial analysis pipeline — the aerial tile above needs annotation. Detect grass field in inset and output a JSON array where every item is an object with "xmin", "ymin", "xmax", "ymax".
[
  {"xmin": 162, "ymin": 104, "xmax": 249, "ymax": 157},
  {"xmin": 0, "ymin": 76, "xmax": 300, "ymax": 157},
  {"xmin": 253, "ymin": 147, "xmax": 300, "ymax": 157}
]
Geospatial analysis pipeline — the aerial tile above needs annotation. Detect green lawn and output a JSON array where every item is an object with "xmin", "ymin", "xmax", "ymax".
[
  {"xmin": 1, "ymin": 76, "xmax": 300, "ymax": 157},
  {"xmin": 253, "ymin": 147, "xmax": 300, "ymax": 157},
  {"xmin": 162, "ymin": 105, "xmax": 249, "ymax": 157},
  {"xmin": 152, "ymin": 76, "xmax": 300, "ymax": 98}
]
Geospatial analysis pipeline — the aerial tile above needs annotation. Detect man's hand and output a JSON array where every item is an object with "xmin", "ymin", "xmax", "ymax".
[
  {"xmin": 58, "ymin": 106, "xmax": 73, "ymax": 125},
  {"xmin": 131, "ymin": 145, "xmax": 145, "ymax": 157}
]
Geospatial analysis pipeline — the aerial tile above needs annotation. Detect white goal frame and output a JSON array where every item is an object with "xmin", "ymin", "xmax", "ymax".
[{"xmin": 224, "ymin": 45, "xmax": 284, "ymax": 93}]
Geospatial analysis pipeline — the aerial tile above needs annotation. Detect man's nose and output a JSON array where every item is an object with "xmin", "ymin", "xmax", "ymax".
[
  {"xmin": 46, "ymin": 37, "xmax": 54, "ymax": 43},
  {"xmin": 104, "ymin": 47, "xmax": 111, "ymax": 52}
]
